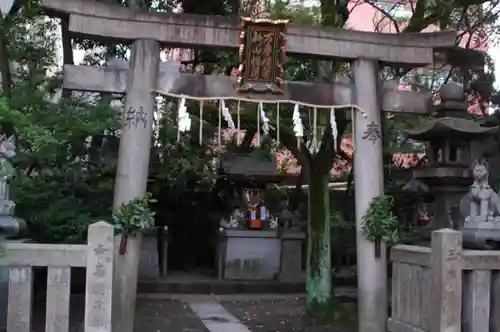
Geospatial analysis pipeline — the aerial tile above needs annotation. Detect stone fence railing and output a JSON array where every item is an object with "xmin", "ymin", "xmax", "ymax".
[
  {"xmin": 388, "ymin": 228, "xmax": 500, "ymax": 332},
  {"xmin": 0, "ymin": 221, "xmax": 114, "ymax": 332}
]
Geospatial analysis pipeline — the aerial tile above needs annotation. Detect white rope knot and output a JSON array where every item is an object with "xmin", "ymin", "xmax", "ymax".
[
  {"xmin": 221, "ymin": 100, "xmax": 235, "ymax": 130},
  {"xmin": 177, "ymin": 97, "xmax": 191, "ymax": 132}
]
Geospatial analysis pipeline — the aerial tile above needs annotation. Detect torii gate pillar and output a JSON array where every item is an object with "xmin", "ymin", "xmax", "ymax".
[
  {"xmin": 113, "ymin": 40, "xmax": 160, "ymax": 209},
  {"xmin": 111, "ymin": 39, "xmax": 160, "ymax": 332},
  {"xmin": 353, "ymin": 58, "xmax": 386, "ymax": 332}
]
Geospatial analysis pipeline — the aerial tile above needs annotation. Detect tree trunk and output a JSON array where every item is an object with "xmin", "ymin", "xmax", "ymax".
[
  {"xmin": 291, "ymin": 167, "xmax": 304, "ymax": 210},
  {"xmin": 0, "ymin": 32, "xmax": 11, "ymax": 99},
  {"xmin": 306, "ymin": 163, "xmax": 332, "ymax": 318}
]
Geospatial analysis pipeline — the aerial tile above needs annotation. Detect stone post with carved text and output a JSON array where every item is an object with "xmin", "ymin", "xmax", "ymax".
[
  {"xmin": 113, "ymin": 39, "xmax": 160, "ymax": 209},
  {"xmin": 353, "ymin": 58, "xmax": 387, "ymax": 332},
  {"xmin": 112, "ymin": 39, "xmax": 160, "ymax": 332},
  {"xmin": 430, "ymin": 229, "xmax": 462, "ymax": 332},
  {"xmin": 85, "ymin": 221, "xmax": 115, "ymax": 332}
]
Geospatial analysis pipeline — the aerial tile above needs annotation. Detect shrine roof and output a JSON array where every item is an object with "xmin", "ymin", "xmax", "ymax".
[{"xmin": 220, "ymin": 154, "xmax": 283, "ymax": 183}]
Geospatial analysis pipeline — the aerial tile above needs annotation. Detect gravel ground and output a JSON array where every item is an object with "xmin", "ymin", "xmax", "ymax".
[
  {"xmin": 134, "ymin": 299, "xmax": 209, "ymax": 332},
  {"xmin": 222, "ymin": 297, "xmax": 357, "ymax": 332},
  {"xmin": 30, "ymin": 297, "xmax": 209, "ymax": 332}
]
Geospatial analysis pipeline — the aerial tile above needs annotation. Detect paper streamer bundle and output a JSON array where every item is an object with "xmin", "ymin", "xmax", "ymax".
[
  {"xmin": 177, "ymin": 97, "xmax": 191, "ymax": 141},
  {"xmin": 292, "ymin": 104, "xmax": 304, "ymax": 148},
  {"xmin": 221, "ymin": 100, "xmax": 235, "ymax": 129},
  {"xmin": 260, "ymin": 102, "xmax": 270, "ymax": 136},
  {"xmin": 161, "ymin": 90, "xmax": 367, "ymax": 149}
]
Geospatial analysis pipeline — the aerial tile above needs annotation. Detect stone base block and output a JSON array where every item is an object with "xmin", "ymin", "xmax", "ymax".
[
  {"xmin": 218, "ymin": 230, "xmax": 281, "ymax": 280},
  {"xmin": 278, "ymin": 231, "xmax": 305, "ymax": 282},
  {"xmin": 461, "ymin": 222, "xmax": 500, "ymax": 249},
  {"xmin": 138, "ymin": 232, "xmax": 168, "ymax": 279}
]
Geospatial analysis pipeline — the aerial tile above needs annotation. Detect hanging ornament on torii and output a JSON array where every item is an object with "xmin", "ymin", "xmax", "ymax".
[
  {"xmin": 0, "ymin": 0, "xmax": 14, "ymax": 17},
  {"xmin": 168, "ymin": 94, "xmax": 366, "ymax": 150},
  {"xmin": 176, "ymin": 97, "xmax": 191, "ymax": 141},
  {"xmin": 235, "ymin": 15, "xmax": 288, "ymax": 94},
  {"xmin": 167, "ymin": 14, "xmax": 368, "ymax": 150}
]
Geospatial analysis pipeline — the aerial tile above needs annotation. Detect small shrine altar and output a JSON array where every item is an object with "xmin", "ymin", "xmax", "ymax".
[
  {"xmin": 216, "ymin": 154, "xmax": 304, "ymax": 280},
  {"xmin": 210, "ymin": 14, "xmax": 305, "ymax": 280},
  {"xmin": 217, "ymin": 154, "xmax": 282, "ymax": 280}
]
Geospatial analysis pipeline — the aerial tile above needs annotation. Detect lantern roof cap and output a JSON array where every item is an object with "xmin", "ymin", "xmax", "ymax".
[{"xmin": 406, "ymin": 117, "xmax": 497, "ymax": 140}]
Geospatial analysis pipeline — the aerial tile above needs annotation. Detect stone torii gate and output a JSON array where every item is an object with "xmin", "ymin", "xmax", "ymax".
[{"xmin": 42, "ymin": 0, "xmax": 455, "ymax": 331}]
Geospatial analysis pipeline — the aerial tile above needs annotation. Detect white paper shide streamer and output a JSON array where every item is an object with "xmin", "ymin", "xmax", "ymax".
[
  {"xmin": 177, "ymin": 97, "xmax": 191, "ymax": 133},
  {"xmin": 259, "ymin": 102, "xmax": 270, "ymax": 136},
  {"xmin": 292, "ymin": 104, "xmax": 304, "ymax": 138},
  {"xmin": 221, "ymin": 100, "xmax": 235, "ymax": 130},
  {"xmin": 330, "ymin": 108, "xmax": 338, "ymax": 140}
]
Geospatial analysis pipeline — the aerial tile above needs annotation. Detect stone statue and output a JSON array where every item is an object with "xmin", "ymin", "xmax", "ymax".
[
  {"xmin": 220, "ymin": 208, "xmax": 245, "ymax": 229},
  {"xmin": 0, "ymin": 134, "xmax": 25, "ymax": 237},
  {"xmin": 0, "ymin": 135, "xmax": 15, "ymax": 180},
  {"xmin": 460, "ymin": 159, "xmax": 500, "ymax": 223}
]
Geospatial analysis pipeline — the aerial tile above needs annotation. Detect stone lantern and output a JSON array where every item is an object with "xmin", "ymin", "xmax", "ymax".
[{"xmin": 405, "ymin": 82, "xmax": 497, "ymax": 230}]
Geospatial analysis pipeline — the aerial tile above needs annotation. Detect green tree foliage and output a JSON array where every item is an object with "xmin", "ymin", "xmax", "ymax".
[
  {"xmin": 0, "ymin": 4, "xmax": 117, "ymax": 242},
  {"xmin": 0, "ymin": 0, "xmax": 221, "ymax": 243}
]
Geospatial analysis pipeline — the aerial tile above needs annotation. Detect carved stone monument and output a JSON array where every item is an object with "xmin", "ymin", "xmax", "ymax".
[{"xmin": 0, "ymin": 135, "xmax": 26, "ymax": 331}]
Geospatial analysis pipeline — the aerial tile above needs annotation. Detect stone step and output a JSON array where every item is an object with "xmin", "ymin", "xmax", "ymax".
[
  {"xmin": 137, "ymin": 279, "xmax": 357, "ymax": 302},
  {"xmin": 138, "ymin": 278, "xmax": 304, "ymax": 294}
]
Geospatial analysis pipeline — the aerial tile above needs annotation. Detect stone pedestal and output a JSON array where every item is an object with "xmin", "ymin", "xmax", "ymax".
[
  {"xmin": 138, "ymin": 232, "xmax": 168, "ymax": 279},
  {"xmin": 460, "ymin": 221, "xmax": 500, "ymax": 249},
  {"xmin": 413, "ymin": 167, "xmax": 471, "ymax": 230},
  {"xmin": 278, "ymin": 231, "xmax": 305, "ymax": 282},
  {"xmin": 432, "ymin": 185, "xmax": 469, "ymax": 229},
  {"xmin": 217, "ymin": 229, "xmax": 281, "ymax": 280}
]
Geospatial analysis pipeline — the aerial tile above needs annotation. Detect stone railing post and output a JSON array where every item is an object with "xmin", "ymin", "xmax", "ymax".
[
  {"xmin": 430, "ymin": 229, "xmax": 462, "ymax": 332},
  {"xmin": 85, "ymin": 221, "xmax": 115, "ymax": 332}
]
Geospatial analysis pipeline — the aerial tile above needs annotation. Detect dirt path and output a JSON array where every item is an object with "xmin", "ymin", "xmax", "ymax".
[
  {"xmin": 221, "ymin": 297, "xmax": 357, "ymax": 332},
  {"xmin": 31, "ymin": 297, "xmax": 209, "ymax": 332}
]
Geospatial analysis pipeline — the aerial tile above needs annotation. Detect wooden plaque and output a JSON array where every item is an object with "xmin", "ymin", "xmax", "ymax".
[{"xmin": 236, "ymin": 17, "xmax": 288, "ymax": 94}]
